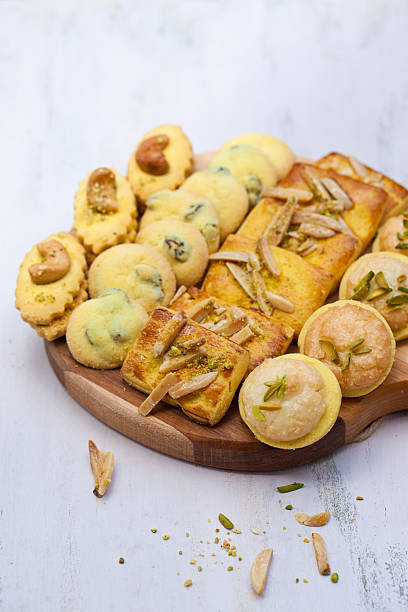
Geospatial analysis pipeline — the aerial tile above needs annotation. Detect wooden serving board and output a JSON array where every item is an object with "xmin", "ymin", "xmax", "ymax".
[{"xmin": 45, "ymin": 152, "xmax": 408, "ymax": 471}]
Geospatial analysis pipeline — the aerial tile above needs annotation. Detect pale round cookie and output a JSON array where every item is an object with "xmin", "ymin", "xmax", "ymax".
[
  {"xmin": 136, "ymin": 219, "xmax": 208, "ymax": 286},
  {"xmin": 298, "ymin": 301, "xmax": 396, "ymax": 397},
  {"xmin": 372, "ymin": 214, "xmax": 408, "ymax": 254},
  {"xmin": 239, "ymin": 354, "xmax": 341, "ymax": 449},
  {"xmin": 209, "ymin": 144, "xmax": 278, "ymax": 208},
  {"xmin": 339, "ymin": 252, "xmax": 408, "ymax": 340},
  {"xmin": 220, "ymin": 133, "xmax": 294, "ymax": 180},
  {"xmin": 74, "ymin": 168, "xmax": 137, "ymax": 257},
  {"xmin": 15, "ymin": 232, "xmax": 87, "ymax": 325},
  {"xmin": 127, "ymin": 124, "xmax": 193, "ymax": 204},
  {"xmin": 140, "ymin": 188, "xmax": 220, "ymax": 253},
  {"xmin": 88, "ymin": 243, "xmax": 176, "ymax": 312},
  {"xmin": 183, "ymin": 167, "xmax": 249, "ymax": 241},
  {"xmin": 66, "ymin": 288, "xmax": 148, "ymax": 369}
]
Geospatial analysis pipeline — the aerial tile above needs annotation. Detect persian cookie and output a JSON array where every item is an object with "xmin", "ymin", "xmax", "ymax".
[
  {"xmin": 66, "ymin": 288, "xmax": 148, "ymax": 369},
  {"xmin": 88, "ymin": 243, "xmax": 176, "ymax": 312},
  {"xmin": 127, "ymin": 124, "xmax": 193, "ymax": 204},
  {"xmin": 202, "ymin": 234, "xmax": 333, "ymax": 337},
  {"xmin": 339, "ymin": 252, "xmax": 408, "ymax": 341},
  {"xmin": 318, "ymin": 152, "xmax": 408, "ymax": 220},
  {"xmin": 136, "ymin": 219, "xmax": 208, "ymax": 286},
  {"xmin": 29, "ymin": 283, "xmax": 88, "ymax": 341},
  {"xmin": 372, "ymin": 213, "xmax": 408, "ymax": 254},
  {"xmin": 74, "ymin": 167, "xmax": 137, "ymax": 261},
  {"xmin": 15, "ymin": 232, "xmax": 87, "ymax": 326},
  {"xmin": 239, "ymin": 354, "xmax": 341, "ymax": 449},
  {"xmin": 140, "ymin": 188, "xmax": 220, "ymax": 253},
  {"xmin": 220, "ymin": 133, "xmax": 294, "ymax": 180},
  {"xmin": 121, "ymin": 307, "xmax": 249, "ymax": 426},
  {"xmin": 208, "ymin": 144, "xmax": 278, "ymax": 208},
  {"xmin": 183, "ymin": 166, "xmax": 249, "ymax": 241},
  {"xmin": 298, "ymin": 300, "xmax": 395, "ymax": 397}
]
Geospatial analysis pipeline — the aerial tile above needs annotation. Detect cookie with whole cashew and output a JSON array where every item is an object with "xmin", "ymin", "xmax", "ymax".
[
  {"xmin": 74, "ymin": 168, "xmax": 137, "ymax": 260},
  {"xmin": 127, "ymin": 125, "xmax": 193, "ymax": 204},
  {"xmin": 15, "ymin": 232, "xmax": 87, "ymax": 326}
]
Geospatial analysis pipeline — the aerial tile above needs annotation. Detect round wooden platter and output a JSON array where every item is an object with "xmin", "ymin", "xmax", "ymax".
[{"xmin": 45, "ymin": 152, "xmax": 408, "ymax": 471}]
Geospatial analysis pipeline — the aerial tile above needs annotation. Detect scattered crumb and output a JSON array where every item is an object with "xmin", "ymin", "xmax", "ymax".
[
  {"xmin": 190, "ymin": 560, "xmax": 196, "ymax": 565},
  {"xmin": 184, "ymin": 579, "xmax": 192, "ymax": 587},
  {"xmin": 185, "ymin": 532, "xmax": 190, "ymax": 537},
  {"xmin": 150, "ymin": 528, "xmax": 157, "ymax": 533},
  {"xmin": 214, "ymin": 537, "xmax": 219, "ymax": 544},
  {"xmin": 296, "ymin": 578, "xmax": 299, "ymax": 583},
  {"xmin": 297, "ymin": 533, "xmax": 302, "ymax": 537},
  {"xmin": 118, "ymin": 557, "xmax": 125, "ymax": 564},
  {"xmin": 162, "ymin": 535, "xmax": 170, "ymax": 541},
  {"xmin": 303, "ymin": 538, "xmax": 310, "ymax": 543},
  {"xmin": 227, "ymin": 566, "xmax": 233, "ymax": 571},
  {"xmin": 177, "ymin": 572, "xmax": 180, "ymax": 576},
  {"xmin": 251, "ymin": 528, "xmax": 260, "ymax": 535},
  {"xmin": 215, "ymin": 528, "xmax": 220, "ymax": 533},
  {"xmin": 303, "ymin": 579, "xmax": 308, "ymax": 583},
  {"xmin": 178, "ymin": 551, "xmax": 183, "ymax": 555},
  {"xmin": 356, "ymin": 496, "xmax": 364, "ymax": 501},
  {"xmin": 282, "ymin": 526, "xmax": 287, "ymax": 531},
  {"xmin": 198, "ymin": 566, "xmax": 203, "ymax": 572}
]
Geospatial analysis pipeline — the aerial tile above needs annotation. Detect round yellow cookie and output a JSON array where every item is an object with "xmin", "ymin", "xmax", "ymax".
[
  {"xmin": 183, "ymin": 167, "xmax": 249, "ymax": 241},
  {"xmin": 372, "ymin": 214, "xmax": 408, "ymax": 254},
  {"xmin": 339, "ymin": 251, "xmax": 408, "ymax": 341},
  {"xmin": 88, "ymin": 243, "xmax": 176, "ymax": 312},
  {"xmin": 74, "ymin": 167, "xmax": 137, "ymax": 257},
  {"xmin": 298, "ymin": 300, "xmax": 396, "ymax": 397},
  {"xmin": 15, "ymin": 232, "xmax": 87, "ymax": 325},
  {"xmin": 66, "ymin": 288, "xmax": 148, "ymax": 369},
  {"xmin": 221, "ymin": 132, "xmax": 294, "ymax": 180},
  {"xmin": 127, "ymin": 124, "xmax": 193, "ymax": 204},
  {"xmin": 140, "ymin": 188, "xmax": 220, "ymax": 253},
  {"xmin": 136, "ymin": 219, "xmax": 208, "ymax": 286},
  {"xmin": 209, "ymin": 144, "xmax": 278, "ymax": 208},
  {"xmin": 239, "ymin": 354, "xmax": 341, "ymax": 449}
]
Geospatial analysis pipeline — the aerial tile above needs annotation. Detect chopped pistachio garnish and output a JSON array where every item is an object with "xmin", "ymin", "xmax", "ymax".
[
  {"xmin": 319, "ymin": 339, "xmax": 340, "ymax": 364},
  {"xmin": 348, "ymin": 338, "xmax": 364, "ymax": 351},
  {"xmin": 331, "ymin": 572, "xmax": 339, "ymax": 583},
  {"xmin": 366, "ymin": 288, "xmax": 389, "ymax": 301},
  {"xmin": 285, "ymin": 504, "xmax": 293, "ymax": 510},
  {"xmin": 253, "ymin": 405, "xmax": 266, "ymax": 421},
  {"xmin": 219, "ymin": 513, "xmax": 234, "ymax": 530},
  {"xmin": 396, "ymin": 243, "xmax": 408, "ymax": 249},
  {"xmin": 351, "ymin": 283, "xmax": 370, "ymax": 301},
  {"xmin": 296, "ymin": 578, "xmax": 300, "ymax": 583},
  {"xmin": 277, "ymin": 482, "xmax": 304, "ymax": 493},
  {"xmin": 353, "ymin": 271, "xmax": 374, "ymax": 293},
  {"xmin": 341, "ymin": 352, "xmax": 351, "ymax": 372},
  {"xmin": 254, "ymin": 403, "xmax": 282, "ymax": 412},
  {"xmin": 398, "ymin": 286, "xmax": 408, "ymax": 294},
  {"xmin": 375, "ymin": 271, "xmax": 391, "ymax": 291},
  {"xmin": 387, "ymin": 294, "xmax": 408, "ymax": 307},
  {"xmin": 353, "ymin": 347, "xmax": 372, "ymax": 355},
  {"xmin": 264, "ymin": 375, "xmax": 286, "ymax": 401},
  {"xmin": 397, "ymin": 274, "xmax": 407, "ymax": 283}
]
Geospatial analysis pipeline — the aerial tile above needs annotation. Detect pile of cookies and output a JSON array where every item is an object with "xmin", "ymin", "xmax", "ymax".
[{"xmin": 15, "ymin": 124, "xmax": 408, "ymax": 449}]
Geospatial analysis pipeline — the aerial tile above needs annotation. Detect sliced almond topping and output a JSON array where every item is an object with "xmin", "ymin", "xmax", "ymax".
[
  {"xmin": 301, "ymin": 167, "xmax": 331, "ymax": 201},
  {"xmin": 168, "ymin": 371, "xmax": 218, "ymax": 399},
  {"xmin": 89, "ymin": 440, "xmax": 114, "ymax": 498},
  {"xmin": 230, "ymin": 324, "xmax": 255, "ymax": 345},
  {"xmin": 209, "ymin": 251, "xmax": 250, "ymax": 263},
  {"xmin": 292, "ymin": 211, "xmax": 344, "ymax": 233},
  {"xmin": 213, "ymin": 305, "xmax": 227, "ymax": 316},
  {"xmin": 185, "ymin": 298, "xmax": 214, "ymax": 322},
  {"xmin": 257, "ymin": 237, "xmax": 281, "ymax": 278},
  {"xmin": 159, "ymin": 346, "xmax": 207, "ymax": 373},
  {"xmin": 138, "ymin": 372, "xmax": 179, "ymax": 416},
  {"xmin": 320, "ymin": 177, "xmax": 353, "ymax": 210},
  {"xmin": 265, "ymin": 291, "xmax": 295, "ymax": 313},
  {"xmin": 287, "ymin": 230, "xmax": 301, "ymax": 239},
  {"xmin": 348, "ymin": 156, "xmax": 367, "ymax": 178},
  {"xmin": 261, "ymin": 186, "xmax": 313, "ymax": 203},
  {"xmin": 298, "ymin": 242, "xmax": 318, "ymax": 257},
  {"xmin": 312, "ymin": 533, "xmax": 331, "ymax": 575},
  {"xmin": 251, "ymin": 549, "xmax": 273, "ymax": 595},
  {"xmin": 295, "ymin": 512, "xmax": 330, "ymax": 527},
  {"xmin": 334, "ymin": 215, "xmax": 357, "ymax": 237},
  {"xmin": 263, "ymin": 197, "xmax": 297, "ymax": 245},
  {"xmin": 153, "ymin": 311, "xmax": 187, "ymax": 358},
  {"xmin": 226, "ymin": 263, "xmax": 256, "ymax": 300},
  {"xmin": 169, "ymin": 285, "xmax": 187, "ymax": 306},
  {"xmin": 298, "ymin": 223, "xmax": 335, "ymax": 239},
  {"xmin": 209, "ymin": 309, "xmax": 247, "ymax": 336},
  {"xmin": 248, "ymin": 252, "xmax": 261, "ymax": 271},
  {"xmin": 250, "ymin": 270, "xmax": 272, "ymax": 315},
  {"xmin": 297, "ymin": 238, "xmax": 317, "ymax": 254}
]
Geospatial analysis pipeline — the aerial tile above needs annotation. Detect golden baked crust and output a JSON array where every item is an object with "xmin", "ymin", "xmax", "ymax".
[
  {"xmin": 121, "ymin": 307, "xmax": 249, "ymax": 426},
  {"xmin": 318, "ymin": 152, "xmax": 408, "ymax": 220},
  {"xmin": 238, "ymin": 197, "xmax": 359, "ymax": 290},
  {"xmin": 202, "ymin": 234, "xmax": 333, "ymax": 337},
  {"xmin": 170, "ymin": 287, "xmax": 294, "ymax": 372}
]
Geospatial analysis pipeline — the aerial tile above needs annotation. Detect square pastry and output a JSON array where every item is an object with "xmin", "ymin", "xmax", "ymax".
[
  {"xmin": 121, "ymin": 307, "xmax": 249, "ymax": 426},
  {"xmin": 170, "ymin": 287, "xmax": 294, "ymax": 372},
  {"xmin": 202, "ymin": 234, "xmax": 333, "ymax": 337},
  {"xmin": 318, "ymin": 152, "xmax": 408, "ymax": 221}
]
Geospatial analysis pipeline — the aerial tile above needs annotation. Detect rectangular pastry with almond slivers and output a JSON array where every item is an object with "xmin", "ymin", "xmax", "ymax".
[
  {"xmin": 121, "ymin": 307, "xmax": 249, "ymax": 426},
  {"xmin": 170, "ymin": 287, "xmax": 294, "ymax": 372}
]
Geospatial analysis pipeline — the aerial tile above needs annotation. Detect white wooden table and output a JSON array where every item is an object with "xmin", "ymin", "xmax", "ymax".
[{"xmin": 1, "ymin": 1, "xmax": 408, "ymax": 610}]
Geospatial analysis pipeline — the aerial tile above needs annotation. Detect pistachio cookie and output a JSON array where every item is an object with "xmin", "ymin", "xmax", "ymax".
[
  {"xmin": 128, "ymin": 124, "xmax": 193, "ymax": 204},
  {"xmin": 298, "ymin": 301, "xmax": 396, "ymax": 397},
  {"xmin": 66, "ymin": 288, "xmax": 148, "ymax": 369},
  {"xmin": 220, "ymin": 133, "xmax": 294, "ymax": 180},
  {"xmin": 209, "ymin": 144, "xmax": 278, "ymax": 208},
  {"xmin": 136, "ymin": 219, "xmax": 209, "ymax": 286},
  {"xmin": 88, "ymin": 243, "xmax": 176, "ymax": 312},
  {"xmin": 339, "ymin": 252, "xmax": 408, "ymax": 341},
  {"xmin": 140, "ymin": 189, "xmax": 220, "ymax": 253},
  {"xmin": 15, "ymin": 232, "xmax": 87, "ymax": 330},
  {"xmin": 183, "ymin": 167, "xmax": 249, "ymax": 241},
  {"xmin": 372, "ymin": 213, "xmax": 408, "ymax": 254},
  {"xmin": 74, "ymin": 167, "xmax": 137, "ymax": 262}
]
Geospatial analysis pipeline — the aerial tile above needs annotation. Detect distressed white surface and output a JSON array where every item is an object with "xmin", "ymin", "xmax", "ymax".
[{"xmin": 1, "ymin": 1, "xmax": 408, "ymax": 610}]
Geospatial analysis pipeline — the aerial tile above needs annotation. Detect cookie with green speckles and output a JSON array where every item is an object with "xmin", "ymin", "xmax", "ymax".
[
  {"xmin": 66, "ymin": 288, "xmax": 148, "ymax": 369},
  {"xmin": 136, "ymin": 219, "xmax": 209, "ymax": 287}
]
